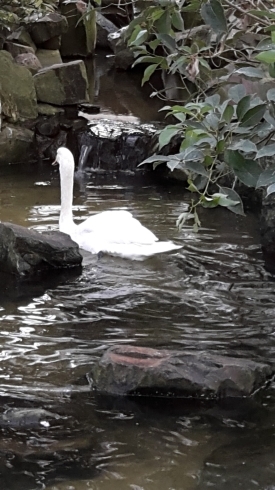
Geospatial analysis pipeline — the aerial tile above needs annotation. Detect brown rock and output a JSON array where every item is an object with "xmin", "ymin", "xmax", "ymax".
[{"xmin": 90, "ymin": 344, "xmax": 273, "ymax": 399}]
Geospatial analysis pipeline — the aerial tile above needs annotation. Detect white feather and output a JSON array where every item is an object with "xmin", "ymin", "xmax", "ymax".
[{"xmin": 55, "ymin": 147, "xmax": 182, "ymax": 259}]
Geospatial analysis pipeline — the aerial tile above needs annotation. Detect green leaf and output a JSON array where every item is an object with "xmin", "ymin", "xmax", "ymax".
[
  {"xmin": 236, "ymin": 95, "xmax": 251, "ymax": 121},
  {"xmin": 219, "ymin": 186, "xmax": 245, "ymax": 215},
  {"xmin": 130, "ymin": 29, "xmax": 148, "ymax": 47},
  {"xmin": 158, "ymin": 125, "xmax": 181, "ymax": 149},
  {"xmin": 249, "ymin": 9, "xmax": 275, "ymax": 20},
  {"xmin": 200, "ymin": 0, "xmax": 227, "ymax": 33},
  {"xmin": 228, "ymin": 84, "xmax": 246, "ymax": 103},
  {"xmin": 141, "ymin": 63, "xmax": 159, "ymax": 85},
  {"xmin": 132, "ymin": 55, "xmax": 164, "ymax": 67},
  {"xmin": 183, "ymin": 161, "xmax": 209, "ymax": 176},
  {"xmin": 235, "ymin": 67, "xmax": 265, "ymax": 78},
  {"xmin": 155, "ymin": 9, "xmax": 171, "ymax": 34},
  {"xmin": 267, "ymin": 88, "xmax": 275, "ymax": 102},
  {"xmin": 216, "ymin": 139, "xmax": 225, "ymax": 154},
  {"xmin": 269, "ymin": 63, "xmax": 275, "ymax": 78},
  {"xmin": 171, "ymin": 10, "xmax": 184, "ymax": 30},
  {"xmin": 267, "ymin": 183, "xmax": 275, "ymax": 196},
  {"xmin": 205, "ymin": 113, "xmax": 219, "ymax": 130},
  {"xmin": 228, "ymin": 139, "xmax": 257, "ymax": 153},
  {"xmin": 139, "ymin": 154, "xmax": 175, "ymax": 166},
  {"xmin": 256, "ymin": 167, "xmax": 275, "ymax": 188},
  {"xmin": 205, "ymin": 94, "xmax": 221, "ymax": 107},
  {"xmin": 240, "ymin": 104, "xmax": 266, "ymax": 127},
  {"xmin": 257, "ymin": 143, "xmax": 275, "ymax": 158},
  {"xmin": 156, "ymin": 33, "xmax": 176, "ymax": 52},
  {"xmin": 222, "ymin": 104, "xmax": 234, "ymax": 123},
  {"xmin": 212, "ymin": 192, "xmax": 240, "ymax": 208},
  {"xmin": 256, "ymin": 50, "xmax": 275, "ymax": 64},
  {"xmin": 224, "ymin": 150, "xmax": 262, "ymax": 187}
]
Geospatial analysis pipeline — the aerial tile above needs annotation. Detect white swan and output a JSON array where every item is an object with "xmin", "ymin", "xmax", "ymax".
[{"xmin": 53, "ymin": 147, "xmax": 181, "ymax": 259}]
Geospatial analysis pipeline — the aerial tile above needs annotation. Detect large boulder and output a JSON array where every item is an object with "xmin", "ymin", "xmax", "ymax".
[
  {"xmin": 90, "ymin": 345, "xmax": 273, "ymax": 399},
  {"xmin": 0, "ymin": 50, "xmax": 37, "ymax": 122},
  {"xmin": 33, "ymin": 60, "xmax": 89, "ymax": 105},
  {"xmin": 60, "ymin": 1, "xmax": 96, "ymax": 57},
  {"xmin": 76, "ymin": 119, "xmax": 156, "ymax": 172},
  {"xmin": 108, "ymin": 27, "xmax": 134, "ymax": 70},
  {"xmin": 0, "ymin": 222, "xmax": 82, "ymax": 276},
  {"xmin": 0, "ymin": 126, "xmax": 34, "ymax": 164},
  {"xmin": 27, "ymin": 12, "xmax": 68, "ymax": 46}
]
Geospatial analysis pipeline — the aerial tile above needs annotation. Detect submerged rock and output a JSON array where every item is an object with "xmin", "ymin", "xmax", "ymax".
[
  {"xmin": 0, "ymin": 222, "xmax": 82, "ymax": 276},
  {"xmin": 89, "ymin": 345, "xmax": 273, "ymax": 399}
]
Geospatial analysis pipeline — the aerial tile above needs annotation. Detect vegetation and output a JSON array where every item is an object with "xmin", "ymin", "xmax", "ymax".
[{"xmin": 127, "ymin": 0, "xmax": 275, "ymax": 229}]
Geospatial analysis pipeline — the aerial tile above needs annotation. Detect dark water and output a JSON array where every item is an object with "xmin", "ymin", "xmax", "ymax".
[{"xmin": 0, "ymin": 160, "xmax": 275, "ymax": 490}]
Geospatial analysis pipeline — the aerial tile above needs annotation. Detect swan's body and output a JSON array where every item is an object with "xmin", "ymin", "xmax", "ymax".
[{"xmin": 54, "ymin": 147, "xmax": 181, "ymax": 259}]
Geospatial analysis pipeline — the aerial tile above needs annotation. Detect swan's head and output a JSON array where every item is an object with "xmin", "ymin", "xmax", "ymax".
[{"xmin": 53, "ymin": 147, "xmax": 75, "ymax": 172}]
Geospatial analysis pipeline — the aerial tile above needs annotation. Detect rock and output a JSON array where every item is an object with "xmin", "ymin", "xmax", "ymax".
[
  {"xmin": 36, "ymin": 48, "xmax": 62, "ymax": 68},
  {"xmin": 108, "ymin": 27, "xmax": 134, "ymax": 70},
  {"xmin": 4, "ymin": 41, "xmax": 35, "ymax": 58},
  {"xmin": 0, "ymin": 222, "xmax": 82, "ymax": 276},
  {"xmin": 260, "ymin": 193, "xmax": 275, "ymax": 273},
  {"xmin": 96, "ymin": 12, "xmax": 117, "ymax": 49},
  {"xmin": 60, "ymin": 1, "xmax": 96, "ymax": 57},
  {"xmin": 100, "ymin": 0, "xmax": 133, "ymax": 28},
  {"xmin": 0, "ymin": 24, "xmax": 10, "ymax": 50},
  {"xmin": 76, "ymin": 119, "xmax": 156, "ymax": 172},
  {"xmin": 37, "ymin": 103, "xmax": 64, "ymax": 116},
  {"xmin": 0, "ymin": 50, "xmax": 37, "ymax": 121},
  {"xmin": 7, "ymin": 26, "xmax": 36, "ymax": 51},
  {"xmin": 36, "ymin": 116, "xmax": 60, "ymax": 137},
  {"xmin": 89, "ymin": 345, "xmax": 273, "ymax": 399},
  {"xmin": 15, "ymin": 52, "xmax": 42, "ymax": 73},
  {"xmin": 0, "ymin": 408, "xmax": 60, "ymax": 429},
  {"xmin": 33, "ymin": 60, "xmax": 89, "ymax": 105},
  {"xmin": 0, "ymin": 126, "xmax": 34, "ymax": 164},
  {"xmin": 28, "ymin": 12, "xmax": 68, "ymax": 46}
]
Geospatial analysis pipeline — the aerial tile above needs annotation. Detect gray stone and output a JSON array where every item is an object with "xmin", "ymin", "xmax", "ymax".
[
  {"xmin": 60, "ymin": 2, "xmax": 87, "ymax": 57},
  {"xmin": 34, "ymin": 60, "xmax": 89, "ymax": 105},
  {"xmin": 0, "ymin": 408, "xmax": 60, "ymax": 428},
  {"xmin": 90, "ymin": 345, "xmax": 273, "ymax": 399},
  {"xmin": 60, "ymin": 2, "xmax": 96, "ymax": 57},
  {"xmin": 76, "ymin": 119, "xmax": 156, "ymax": 172},
  {"xmin": 4, "ymin": 41, "xmax": 35, "ymax": 58},
  {"xmin": 0, "ymin": 126, "xmax": 34, "ymax": 164},
  {"xmin": 0, "ymin": 222, "xmax": 82, "ymax": 276},
  {"xmin": 96, "ymin": 12, "xmax": 117, "ymax": 49},
  {"xmin": 28, "ymin": 12, "xmax": 68, "ymax": 45},
  {"xmin": 7, "ymin": 27, "xmax": 36, "ymax": 51},
  {"xmin": 0, "ymin": 50, "xmax": 37, "ymax": 121},
  {"xmin": 108, "ymin": 27, "xmax": 134, "ymax": 70},
  {"xmin": 15, "ymin": 52, "xmax": 42, "ymax": 73},
  {"xmin": 37, "ymin": 103, "xmax": 64, "ymax": 116},
  {"xmin": 36, "ymin": 48, "xmax": 62, "ymax": 68}
]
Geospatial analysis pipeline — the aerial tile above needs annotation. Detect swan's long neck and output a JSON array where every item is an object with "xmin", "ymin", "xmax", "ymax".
[{"xmin": 59, "ymin": 157, "xmax": 77, "ymax": 235}]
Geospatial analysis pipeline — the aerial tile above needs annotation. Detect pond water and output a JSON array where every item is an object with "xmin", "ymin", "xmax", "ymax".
[{"xmin": 0, "ymin": 159, "xmax": 275, "ymax": 490}]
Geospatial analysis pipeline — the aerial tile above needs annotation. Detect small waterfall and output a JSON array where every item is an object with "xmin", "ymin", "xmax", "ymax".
[{"xmin": 76, "ymin": 145, "xmax": 92, "ymax": 174}]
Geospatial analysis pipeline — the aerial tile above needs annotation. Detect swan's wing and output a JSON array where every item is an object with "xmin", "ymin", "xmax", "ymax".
[{"xmin": 76, "ymin": 210, "xmax": 158, "ymax": 245}]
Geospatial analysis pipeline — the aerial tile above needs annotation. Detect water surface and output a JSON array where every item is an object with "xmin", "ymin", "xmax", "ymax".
[{"xmin": 0, "ymin": 162, "xmax": 275, "ymax": 490}]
